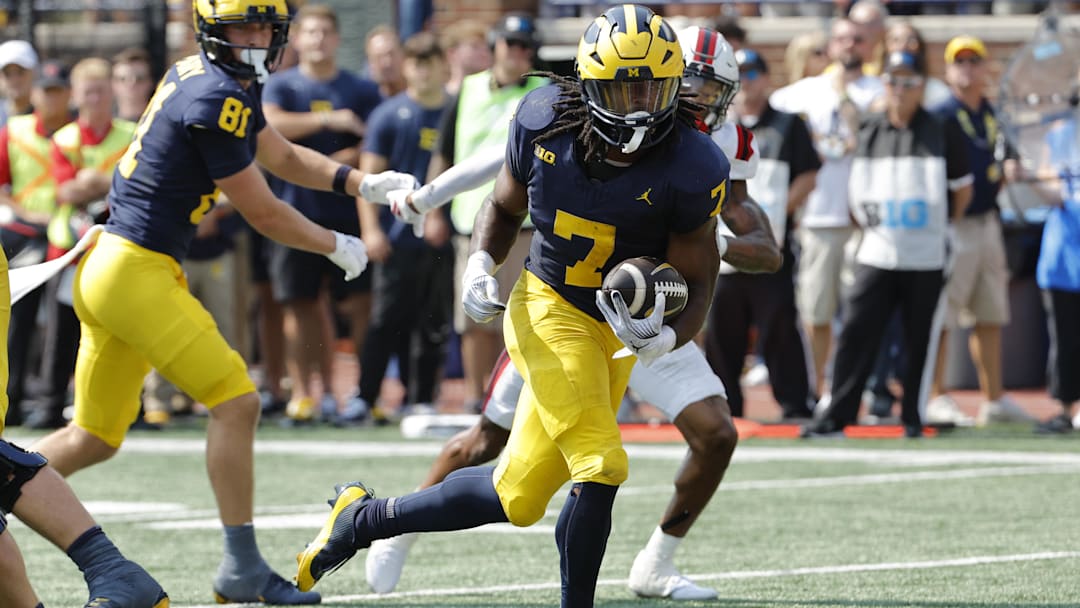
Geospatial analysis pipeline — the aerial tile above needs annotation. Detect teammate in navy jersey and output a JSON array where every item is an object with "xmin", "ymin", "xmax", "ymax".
[
  {"xmin": 262, "ymin": 4, "xmax": 383, "ymax": 423},
  {"xmin": 362, "ymin": 26, "xmax": 781, "ymax": 601},
  {"xmin": 29, "ymin": 1, "xmax": 415, "ymax": 604},
  {"xmin": 298, "ymin": 7, "xmax": 778, "ymax": 607},
  {"xmin": 349, "ymin": 31, "xmax": 454, "ymax": 424}
]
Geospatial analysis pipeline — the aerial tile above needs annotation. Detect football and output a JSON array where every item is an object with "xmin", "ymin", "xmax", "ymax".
[{"xmin": 601, "ymin": 256, "xmax": 688, "ymax": 320}]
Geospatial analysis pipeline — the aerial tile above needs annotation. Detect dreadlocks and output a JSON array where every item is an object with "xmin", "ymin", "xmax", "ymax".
[{"xmin": 529, "ymin": 71, "xmax": 705, "ymax": 165}]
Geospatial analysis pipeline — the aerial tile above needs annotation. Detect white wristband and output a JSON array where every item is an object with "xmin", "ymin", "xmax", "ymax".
[{"xmin": 410, "ymin": 183, "xmax": 437, "ymax": 214}]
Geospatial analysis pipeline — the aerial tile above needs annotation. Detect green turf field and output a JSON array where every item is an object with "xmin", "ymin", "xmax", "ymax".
[{"xmin": 8, "ymin": 425, "xmax": 1080, "ymax": 607}]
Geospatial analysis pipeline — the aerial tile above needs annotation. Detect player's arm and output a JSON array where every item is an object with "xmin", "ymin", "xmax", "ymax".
[
  {"xmin": 215, "ymin": 162, "xmax": 337, "ymax": 254},
  {"xmin": 358, "ymin": 151, "xmax": 392, "ymax": 262},
  {"xmin": 718, "ymin": 180, "xmax": 783, "ymax": 273},
  {"xmin": 256, "ymin": 124, "xmax": 369, "ymax": 196},
  {"xmin": 666, "ymin": 218, "xmax": 720, "ymax": 347},
  {"xmin": 471, "ymin": 162, "xmax": 528, "ymax": 262}
]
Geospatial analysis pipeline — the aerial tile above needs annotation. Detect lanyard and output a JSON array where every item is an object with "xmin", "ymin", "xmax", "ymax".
[{"xmin": 956, "ymin": 105, "xmax": 998, "ymax": 151}]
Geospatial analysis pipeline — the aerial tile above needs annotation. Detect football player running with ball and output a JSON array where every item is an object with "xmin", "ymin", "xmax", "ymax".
[
  {"xmin": 363, "ymin": 25, "xmax": 778, "ymax": 601},
  {"xmin": 29, "ymin": 0, "xmax": 415, "ymax": 604},
  {"xmin": 297, "ymin": 8, "xmax": 779, "ymax": 607}
]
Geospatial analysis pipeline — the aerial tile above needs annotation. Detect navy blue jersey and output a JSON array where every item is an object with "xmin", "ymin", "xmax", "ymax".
[
  {"xmin": 107, "ymin": 53, "xmax": 266, "ymax": 261},
  {"xmin": 931, "ymin": 95, "xmax": 1005, "ymax": 216},
  {"xmin": 263, "ymin": 67, "xmax": 381, "ymax": 224},
  {"xmin": 363, "ymin": 92, "xmax": 447, "ymax": 247},
  {"xmin": 507, "ymin": 85, "xmax": 727, "ymax": 319}
]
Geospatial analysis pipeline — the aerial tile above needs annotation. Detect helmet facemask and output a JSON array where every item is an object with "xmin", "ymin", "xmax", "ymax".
[
  {"xmin": 683, "ymin": 68, "xmax": 739, "ymax": 131},
  {"xmin": 195, "ymin": 1, "xmax": 291, "ymax": 83},
  {"xmin": 581, "ymin": 76, "xmax": 681, "ymax": 153}
]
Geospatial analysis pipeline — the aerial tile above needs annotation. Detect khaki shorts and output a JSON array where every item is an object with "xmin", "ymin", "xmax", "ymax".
[
  {"xmin": 453, "ymin": 231, "xmax": 533, "ymax": 334},
  {"xmin": 797, "ymin": 226, "xmax": 855, "ymax": 325},
  {"xmin": 944, "ymin": 213, "xmax": 1011, "ymax": 328}
]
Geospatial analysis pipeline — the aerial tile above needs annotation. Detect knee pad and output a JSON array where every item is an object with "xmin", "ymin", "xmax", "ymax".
[
  {"xmin": 0, "ymin": 439, "xmax": 48, "ymax": 513},
  {"xmin": 501, "ymin": 493, "xmax": 549, "ymax": 527},
  {"xmin": 569, "ymin": 446, "xmax": 629, "ymax": 487}
]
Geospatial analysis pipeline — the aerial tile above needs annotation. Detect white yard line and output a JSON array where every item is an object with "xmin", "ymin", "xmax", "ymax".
[
  {"xmin": 8, "ymin": 436, "xmax": 1079, "ymax": 466},
  {"xmin": 177, "ymin": 550, "xmax": 1080, "ymax": 607}
]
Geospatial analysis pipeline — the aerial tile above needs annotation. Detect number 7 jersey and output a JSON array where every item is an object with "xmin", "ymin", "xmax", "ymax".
[
  {"xmin": 506, "ymin": 85, "xmax": 729, "ymax": 320},
  {"xmin": 107, "ymin": 52, "xmax": 266, "ymax": 262}
]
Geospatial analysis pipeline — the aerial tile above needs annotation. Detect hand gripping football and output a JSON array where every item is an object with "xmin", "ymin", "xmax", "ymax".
[{"xmin": 601, "ymin": 256, "xmax": 688, "ymax": 320}]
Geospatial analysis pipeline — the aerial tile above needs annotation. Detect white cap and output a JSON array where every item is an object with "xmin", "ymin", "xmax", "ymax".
[{"xmin": 0, "ymin": 40, "xmax": 39, "ymax": 71}]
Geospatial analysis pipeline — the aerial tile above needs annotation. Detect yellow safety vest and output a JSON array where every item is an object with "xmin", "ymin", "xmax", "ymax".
[
  {"xmin": 48, "ymin": 119, "xmax": 135, "ymax": 248},
  {"xmin": 6, "ymin": 114, "xmax": 59, "ymax": 216},
  {"xmin": 450, "ymin": 71, "xmax": 546, "ymax": 234}
]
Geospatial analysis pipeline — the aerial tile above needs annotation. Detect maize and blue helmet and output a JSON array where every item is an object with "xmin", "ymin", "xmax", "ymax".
[
  {"xmin": 193, "ymin": 0, "xmax": 291, "ymax": 83},
  {"xmin": 575, "ymin": 5, "xmax": 684, "ymax": 154}
]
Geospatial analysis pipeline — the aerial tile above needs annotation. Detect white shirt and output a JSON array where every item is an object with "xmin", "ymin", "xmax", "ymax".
[{"xmin": 770, "ymin": 73, "xmax": 884, "ymax": 228}]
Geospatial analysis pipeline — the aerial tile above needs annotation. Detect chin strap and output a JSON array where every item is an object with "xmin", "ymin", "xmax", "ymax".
[
  {"xmin": 620, "ymin": 111, "xmax": 653, "ymax": 154},
  {"xmin": 240, "ymin": 48, "xmax": 271, "ymax": 83}
]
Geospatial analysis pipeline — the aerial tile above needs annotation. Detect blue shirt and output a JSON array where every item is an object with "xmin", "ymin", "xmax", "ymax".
[
  {"xmin": 1037, "ymin": 118, "xmax": 1080, "ymax": 292},
  {"xmin": 262, "ymin": 67, "xmax": 381, "ymax": 224},
  {"xmin": 507, "ymin": 85, "xmax": 727, "ymax": 319},
  {"xmin": 107, "ymin": 52, "xmax": 265, "ymax": 262},
  {"xmin": 363, "ymin": 92, "xmax": 447, "ymax": 247},
  {"xmin": 932, "ymin": 95, "xmax": 1003, "ymax": 216}
]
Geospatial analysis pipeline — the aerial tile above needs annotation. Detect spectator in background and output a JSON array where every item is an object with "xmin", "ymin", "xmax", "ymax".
[
  {"xmin": 439, "ymin": 19, "xmax": 492, "ymax": 96},
  {"xmin": 262, "ymin": 4, "xmax": 382, "ymax": 423},
  {"xmin": 20, "ymin": 58, "xmax": 134, "ymax": 430},
  {"xmin": 771, "ymin": 17, "xmax": 883, "ymax": 400},
  {"xmin": 803, "ymin": 51, "xmax": 972, "ymax": 438},
  {"xmin": 784, "ymin": 30, "xmax": 830, "ymax": 84},
  {"xmin": 365, "ymin": 25, "xmax": 406, "ymax": 99},
  {"xmin": 1030, "ymin": 107, "xmax": 1080, "ymax": 433},
  {"xmin": 848, "ymin": 0, "xmax": 886, "ymax": 74},
  {"xmin": 708, "ymin": 48, "xmax": 821, "ymax": 421},
  {"xmin": 427, "ymin": 12, "xmax": 546, "ymax": 414},
  {"xmin": 883, "ymin": 21, "xmax": 952, "ymax": 108},
  {"xmin": 713, "ymin": 15, "xmax": 747, "ymax": 50},
  {"xmin": 0, "ymin": 40, "xmax": 37, "ymax": 127},
  {"xmin": 0, "ymin": 60, "xmax": 71, "ymax": 428},
  {"xmin": 349, "ymin": 32, "xmax": 453, "ymax": 424},
  {"xmin": 927, "ymin": 35, "xmax": 1031, "ymax": 427},
  {"xmin": 110, "ymin": 47, "xmax": 154, "ymax": 123}
]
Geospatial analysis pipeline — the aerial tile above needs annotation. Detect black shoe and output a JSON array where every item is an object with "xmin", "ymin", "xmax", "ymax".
[
  {"xmin": 904, "ymin": 424, "xmax": 924, "ymax": 438},
  {"xmin": 1034, "ymin": 414, "xmax": 1074, "ymax": 434},
  {"xmin": 800, "ymin": 418, "xmax": 845, "ymax": 438}
]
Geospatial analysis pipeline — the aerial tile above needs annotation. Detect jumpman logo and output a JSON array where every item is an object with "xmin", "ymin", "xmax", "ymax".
[{"xmin": 636, "ymin": 187, "xmax": 653, "ymax": 206}]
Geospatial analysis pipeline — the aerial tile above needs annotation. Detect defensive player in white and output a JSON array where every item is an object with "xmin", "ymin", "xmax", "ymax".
[{"xmin": 365, "ymin": 28, "xmax": 777, "ymax": 601}]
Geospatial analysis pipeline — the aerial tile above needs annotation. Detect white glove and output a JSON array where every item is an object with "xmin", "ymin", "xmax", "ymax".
[
  {"xmin": 387, "ymin": 188, "xmax": 424, "ymax": 238},
  {"xmin": 595, "ymin": 289, "xmax": 676, "ymax": 366},
  {"xmin": 326, "ymin": 231, "xmax": 368, "ymax": 281},
  {"xmin": 360, "ymin": 171, "xmax": 420, "ymax": 204},
  {"xmin": 461, "ymin": 251, "xmax": 505, "ymax": 323}
]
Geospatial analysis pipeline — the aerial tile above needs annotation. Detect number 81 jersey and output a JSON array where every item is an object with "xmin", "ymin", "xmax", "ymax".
[{"xmin": 107, "ymin": 52, "xmax": 266, "ymax": 262}]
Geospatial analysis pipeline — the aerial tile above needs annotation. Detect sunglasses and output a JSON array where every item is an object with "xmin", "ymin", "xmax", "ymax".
[
  {"xmin": 739, "ymin": 69, "xmax": 762, "ymax": 81},
  {"xmin": 504, "ymin": 39, "xmax": 532, "ymax": 50},
  {"xmin": 951, "ymin": 56, "xmax": 983, "ymax": 66},
  {"xmin": 811, "ymin": 48, "xmax": 826, "ymax": 57},
  {"xmin": 882, "ymin": 74, "xmax": 924, "ymax": 89}
]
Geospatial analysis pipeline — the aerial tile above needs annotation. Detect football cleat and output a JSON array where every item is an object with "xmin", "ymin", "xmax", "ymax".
[
  {"xmin": 627, "ymin": 550, "xmax": 718, "ymax": 601},
  {"xmin": 85, "ymin": 560, "xmax": 170, "ymax": 608},
  {"xmin": 213, "ymin": 571, "xmax": 319, "ymax": 605},
  {"xmin": 365, "ymin": 533, "xmax": 419, "ymax": 594},
  {"xmin": 295, "ymin": 482, "xmax": 373, "ymax": 592}
]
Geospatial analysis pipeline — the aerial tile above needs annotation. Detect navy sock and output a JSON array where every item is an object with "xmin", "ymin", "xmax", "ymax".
[
  {"xmin": 554, "ymin": 482, "xmax": 619, "ymax": 608},
  {"xmin": 67, "ymin": 526, "xmax": 124, "ymax": 582},
  {"xmin": 354, "ymin": 465, "xmax": 508, "ymax": 547}
]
